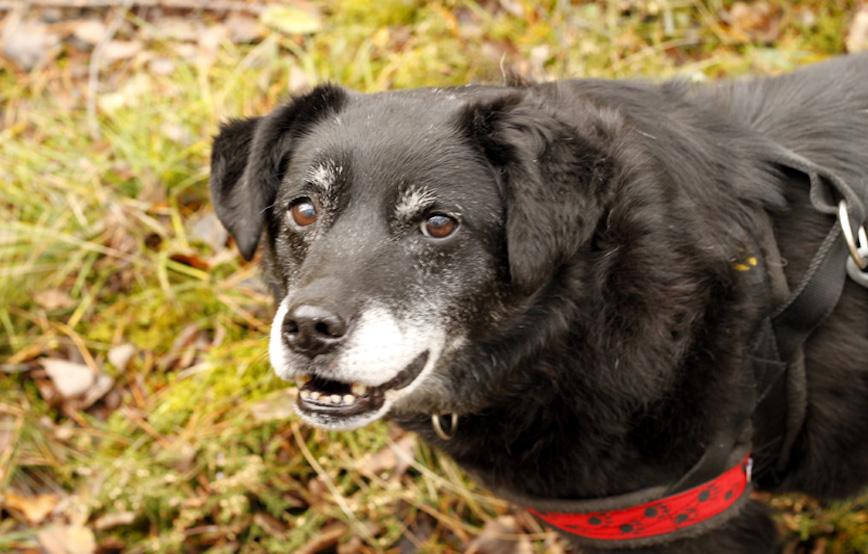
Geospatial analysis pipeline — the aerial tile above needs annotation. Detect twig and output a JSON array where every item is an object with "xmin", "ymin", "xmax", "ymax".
[
  {"xmin": 0, "ymin": 0, "xmax": 266, "ymax": 12},
  {"xmin": 86, "ymin": 0, "xmax": 131, "ymax": 140},
  {"xmin": 289, "ymin": 422, "xmax": 380, "ymax": 549}
]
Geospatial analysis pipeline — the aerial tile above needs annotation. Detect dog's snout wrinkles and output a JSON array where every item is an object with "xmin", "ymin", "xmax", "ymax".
[{"xmin": 283, "ymin": 305, "xmax": 347, "ymax": 356}]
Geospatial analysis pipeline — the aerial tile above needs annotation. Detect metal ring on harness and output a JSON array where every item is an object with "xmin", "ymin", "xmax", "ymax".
[
  {"xmin": 431, "ymin": 413, "xmax": 459, "ymax": 440},
  {"xmin": 838, "ymin": 200, "xmax": 867, "ymax": 270}
]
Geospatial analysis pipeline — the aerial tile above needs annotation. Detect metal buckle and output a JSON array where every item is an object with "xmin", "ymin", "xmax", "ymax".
[
  {"xmin": 431, "ymin": 413, "xmax": 459, "ymax": 440},
  {"xmin": 839, "ymin": 200, "xmax": 868, "ymax": 288},
  {"xmin": 838, "ymin": 200, "xmax": 868, "ymax": 269}
]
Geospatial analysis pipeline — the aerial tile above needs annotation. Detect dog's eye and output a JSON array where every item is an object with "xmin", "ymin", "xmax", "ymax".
[
  {"xmin": 289, "ymin": 199, "xmax": 317, "ymax": 227},
  {"xmin": 421, "ymin": 214, "xmax": 458, "ymax": 239}
]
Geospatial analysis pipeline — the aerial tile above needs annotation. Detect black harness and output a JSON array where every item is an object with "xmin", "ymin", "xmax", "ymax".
[
  {"xmin": 493, "ymin": 145, "xmax": 868, "ymax": 549},
  {"xmin": 684, "ymin": 144, "xmax": 866, "ymax": 494}
]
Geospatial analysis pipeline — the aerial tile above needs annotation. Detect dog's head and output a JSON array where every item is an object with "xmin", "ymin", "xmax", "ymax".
[{"xmin": 210, "ymin": 83, "xmax": 613, "ymax": 430}]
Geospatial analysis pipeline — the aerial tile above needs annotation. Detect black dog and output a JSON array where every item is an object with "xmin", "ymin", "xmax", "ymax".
[{"xmin": 210, "ymin": 53, "xmax": 868, "ymax": 552}]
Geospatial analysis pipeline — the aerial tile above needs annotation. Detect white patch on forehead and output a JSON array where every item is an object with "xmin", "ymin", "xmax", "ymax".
[
  {"xmin": 395, "ymin": 186, "xmax": 435, "ymax": 221},
  {"xmin": 308, "ymin": 162, "xmax": 342, "ymax": 194}
]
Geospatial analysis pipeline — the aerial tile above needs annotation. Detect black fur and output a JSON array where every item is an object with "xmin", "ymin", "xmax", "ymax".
[{"xmin": 210, "ymin": 54, "xmax": 868, "ymax": 552}]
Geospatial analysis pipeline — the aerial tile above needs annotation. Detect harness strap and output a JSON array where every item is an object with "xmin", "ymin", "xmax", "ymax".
[
  {"xmin": 753, "ymin": 144, "xmax": 863, "ymax": 479},
  {"xmin": 511, "ymin": 144, "xmax": 865, "ymax": 547}
]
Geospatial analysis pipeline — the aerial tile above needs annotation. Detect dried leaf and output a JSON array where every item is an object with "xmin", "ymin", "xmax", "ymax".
[
  {"xmin": 295, "ymin": 522, "xmax": 348, "ymax": 554},
  {"xmin": 225, "ymin": 12, "xmax": 266, "ymax": 43},
  {"xmin": 356, "ymin": 434, "xmax": 416, "ymax": 477},
  {"xmin": 37, "ymin": 524, "xmax": 96, "ymax": 554},
  {"xmin": 3, "ymin": 491, "xmax": 60, "ymax": 524},
  {"xmin": 466, "ymin": 516, "xmax": 533, "ymax": 554},
  {"xmin": 101, "ymin": 39, "xmax": 142, "ymax": 62},
  {"xmin": 288, "ymin": 64, "xmax": 313, "ymax": 93},
  {"xmin": 198, "ymin": 24, "xmax": 228, "ymax": 56},
  {"xmin": 1, "ymin": 19, "xmax": 59, "ymax": 71},
  {"xmin": 78, "ymin": 373, "xmax": 115, "ymax": 409},
  {"xmin": 847, "ymin": 6, "xmax": 868, "ymax": 53},
  {"xmin": 149, "ymin": 17, "xmax": 201, "ymax": 42},
  {"xmin": 170, "ymin": 252, "xmax": 211, "ymax": 271},
  {"xmin": 724, "ymin": 1, "xmax": 781, "ymax": 44},
  {"xmin": 252, "ymin": 512, "xmax": 288, "ymax": 535},
  {"xmin": 260, "ymin": 5, "xmax": 323, "ymax": 35},
  {"xmin": 107, "ymin": 343, "xmax": 136, "ymax": 371},
  {"xmin": 71, "ymin": 19, "xmax": 107, "ymax": 46},
  {"xmin": 2, "ymin": 362, "xmax": 34, "ymax": 374},
  {"xmin": 93, "ymin": 511, "xmax": 136, "ymax": 531},
  {"xmin": 149, "ymin": 57, "xmax": 176, "ymax": 76},
  {"xmin": 40, "ymin": 359, "xmax": 95, "ymax": 398},
  {"xmin": 33, "ymin": 289, "xmax": 75, "ymax": 311}
]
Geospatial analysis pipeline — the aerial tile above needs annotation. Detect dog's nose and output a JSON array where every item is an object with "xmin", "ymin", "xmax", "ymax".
[{"xmin": 283, "ymin": 305, "xmax": 348, "ymax": 356}]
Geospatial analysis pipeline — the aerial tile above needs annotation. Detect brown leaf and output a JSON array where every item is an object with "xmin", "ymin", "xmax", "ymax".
[
  {"xmin": 252, "ymin": 512, "xmax": 288, "ymax": 535},
  {"xmin": 33, "ymin": 289, "xmax": 75, "ymax": 311},
  {"xmin": 101, "ymin": 39, "xmax": 142, "ymax": 62},
  {"xmin": 37, "ymin": 524, "xmax": 96, "ymax": 554},
  {"xmin": 148, "ymin": 17, "xmax": 202, "ymax": 42},
  {"xmin": 93, "ymin": 511, "xmax": 136, "ymax": 531},
  {"xmin": 71, "ymin": 19, "xmax": 107, "ymax": 47},
  {"xmin": 295, "ymin": 522, "xmax": 348, "ymax": 554},
  {"xmin": 356, "ymin": 434, "xmax": 416, "ymax": 478},
  {"xmin": 3, "ymin": 491, "xmax": 60, "ymax": 524},
  {"xmin": 170, "ymin": 252, "xmax": 211, "ymax": 271},
  {"xmin": 466, "ymin": 516, "xmax": 533, "ymax": 554},
  {"xmin": 724, "ymin": 1, "xmax": 781, "ymax": 44},
  {"xmin": 225, "ymin": 12, "xmax": 266, "ymax": 44}
]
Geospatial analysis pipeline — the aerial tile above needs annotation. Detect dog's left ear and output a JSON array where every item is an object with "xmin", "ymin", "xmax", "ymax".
[
  {"xmin": 459, "ymin": 93, "xmax": 607, "ymax": 293},
  {"xmin": 210, "ymin": 84, "xmax": 348, "ymax": 260}
]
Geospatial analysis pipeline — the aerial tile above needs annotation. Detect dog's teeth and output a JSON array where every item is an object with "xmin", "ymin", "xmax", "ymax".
[
  {"xmin": 343, "ymin": 394, "xmax": 355, "ymax": 404},
  {"xmin": 296, "ymin": 375, "xmax": 311, "ymax": 386},
  {"xmin": 330, "ymin": 394, "xmax": 342, "ymax": 404},
  {"xmin": 351, "ymin": 383, "xmax": 368, "ymax": 396},
  {"xmin": 300, "ymin": 390, "xmax": 310, "ymax": 400},
  {"xmin": 310, "ymin": 391, "xmax": 321, "ymax": 400}
]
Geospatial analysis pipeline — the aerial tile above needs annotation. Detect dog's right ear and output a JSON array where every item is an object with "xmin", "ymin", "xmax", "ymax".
[
  {"xmin": 210, "ymin": 117, "xmax": 263, "ymax": 260},
  {"xmin": 210, "ymin": 84, "xmax": 348, "ymax": 260}
]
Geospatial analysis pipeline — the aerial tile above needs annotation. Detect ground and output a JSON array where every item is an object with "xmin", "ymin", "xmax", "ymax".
[{"xmin": 2, "ymin": 1, "xmax": 868, "ymax": 552}]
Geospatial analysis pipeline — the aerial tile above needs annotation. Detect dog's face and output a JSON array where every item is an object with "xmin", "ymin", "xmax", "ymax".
[
  {"xmin": 210, "ymin": 84, "xmax": 613, "ymax": 430},
  {"xmin": 261, "ymin": 91, "xmax": 515, "ymax": 430}
]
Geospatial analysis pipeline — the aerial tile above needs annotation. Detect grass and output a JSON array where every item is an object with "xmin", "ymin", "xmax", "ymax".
[{"xmin": 1, "ymin": 0, "xmax": 867, "ymax": 552}]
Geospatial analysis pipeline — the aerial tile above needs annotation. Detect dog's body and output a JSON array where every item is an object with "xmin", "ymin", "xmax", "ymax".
[{"xmin": 210, "ymin": 54, "xmax": 868, "ymax": 552}]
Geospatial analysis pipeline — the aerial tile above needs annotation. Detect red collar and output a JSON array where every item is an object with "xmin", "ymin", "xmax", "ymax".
[{"xmin": 528, "ymin": 453, "xmax": 752, "ymax": 543}]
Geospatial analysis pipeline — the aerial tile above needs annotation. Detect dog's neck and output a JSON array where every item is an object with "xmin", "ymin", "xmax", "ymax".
[
  {"xmin": 394, "ymin": 355, "xmax": 743, "ymax": 501},
  {"xmin": 394, "ymin": 244, "xmax": 773, "ymax": 502}
]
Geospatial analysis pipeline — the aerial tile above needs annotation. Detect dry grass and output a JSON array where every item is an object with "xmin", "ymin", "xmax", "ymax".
[{"xmin": 1, "ymin": 1, "xmax": 867, "ymax": 552}]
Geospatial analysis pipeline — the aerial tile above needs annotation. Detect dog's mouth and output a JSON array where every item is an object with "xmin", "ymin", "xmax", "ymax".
[{"xmin": 295, "ymin": 351, "xmax": 429, "ymax": 419}]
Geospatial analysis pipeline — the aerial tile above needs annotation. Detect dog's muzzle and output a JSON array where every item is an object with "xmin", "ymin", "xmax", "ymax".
[{"xmin": 282, "ymin": 304, "xmax": 348, "ymax": 357}]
